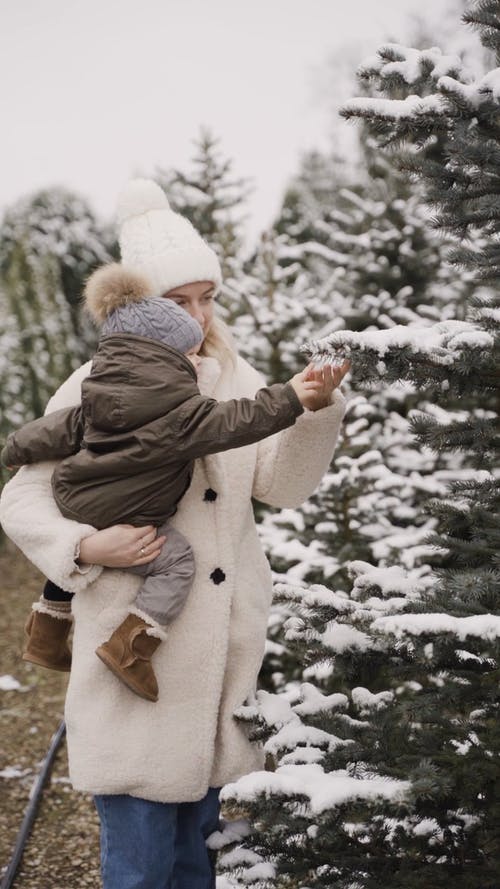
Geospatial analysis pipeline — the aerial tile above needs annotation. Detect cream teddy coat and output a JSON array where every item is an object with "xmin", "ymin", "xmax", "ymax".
[{"xmin": 0, "ymin": 351, "xmax": 346, "ymax": 803}]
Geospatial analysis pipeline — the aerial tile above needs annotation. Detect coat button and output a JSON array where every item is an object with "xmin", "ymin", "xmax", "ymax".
[
  {"xmin": 204, "ymin": 488, "xmax": 217, "ymax": 502},
  {"xmin": 210, "ymin": 568, "xmax": 226, "ymax": 585}
]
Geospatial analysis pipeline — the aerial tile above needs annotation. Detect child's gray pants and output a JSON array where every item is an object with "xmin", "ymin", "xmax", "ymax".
[{"xmin": 127, "ymin": 522, "xmax": 195, "ymax": 626}]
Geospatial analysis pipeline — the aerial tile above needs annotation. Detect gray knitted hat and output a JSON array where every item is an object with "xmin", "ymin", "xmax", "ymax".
[{"xmin": 100, "ymin": 295, "xmax": 204, "ymax": 355}]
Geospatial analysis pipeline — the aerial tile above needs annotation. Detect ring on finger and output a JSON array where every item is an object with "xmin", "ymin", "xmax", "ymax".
[{"xmin": 140, "ymin": 545, "xmax": 146, "ymax": 555}]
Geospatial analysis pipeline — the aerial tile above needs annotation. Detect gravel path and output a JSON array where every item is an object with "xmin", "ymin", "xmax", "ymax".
[{"xmin": 1, "ymin": 543, "xmax": 102, "ymax": 888}]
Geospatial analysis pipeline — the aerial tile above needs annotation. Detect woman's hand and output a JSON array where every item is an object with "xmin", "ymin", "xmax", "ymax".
[{"xmin": 78, "ymin": 524, "xmax": 166, "ymax": 568}]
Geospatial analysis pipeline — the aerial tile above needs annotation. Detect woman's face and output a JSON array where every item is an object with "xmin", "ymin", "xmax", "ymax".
[{"xmin": 162, "ymin": 280, "xmax": 216, "ymax": 345}]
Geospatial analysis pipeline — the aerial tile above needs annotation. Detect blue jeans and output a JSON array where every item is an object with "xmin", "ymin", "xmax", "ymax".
[{"xmin": 93, "ymin": 787, "xmax": 222, "ymax": 889}]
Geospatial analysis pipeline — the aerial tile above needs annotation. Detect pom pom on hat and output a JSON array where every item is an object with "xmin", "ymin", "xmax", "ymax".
[
  {"xmin": 116, "ymin": 177, "xmax": 223, "ymax": 296},
  {"xmin": 116, "ymin": 178, "xmax": 169, "ymax": 227},
  {"xmin": 84, "ymin": 263, "xmax": 155, "ymax": 323}
]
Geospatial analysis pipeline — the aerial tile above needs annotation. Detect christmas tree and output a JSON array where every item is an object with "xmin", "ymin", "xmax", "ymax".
[
  {"xmin": 0, "ymin": 186, "xmax": 114, "ymax": 355},
  {"xmin": 230, "ymin": 227, "xmax": 336, "ymax": 383},
  {"xmin": 156, "ymin": 126, "xmax": 252, "ymax": 292},
  {"xmin": 0, "ymin": 187, "xmax": 113, "ymax": 498},
  {"xmin": 215, "ymin": 4, "xmax": 499, "ymax": 886},
  {"xmin": 252, "ymin": 89, "xmax": 475, "ymax": 696}
]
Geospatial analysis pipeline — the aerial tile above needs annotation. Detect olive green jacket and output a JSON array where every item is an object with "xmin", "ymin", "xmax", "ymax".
[{"xmin": 1, "ymin": 334, "xmax": 303, "ymax": 529}]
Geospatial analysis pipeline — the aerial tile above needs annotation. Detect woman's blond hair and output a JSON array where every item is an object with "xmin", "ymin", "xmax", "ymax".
[{"xmin": 200, "ymin": 313, "xmax": 238, "ymax": 369}]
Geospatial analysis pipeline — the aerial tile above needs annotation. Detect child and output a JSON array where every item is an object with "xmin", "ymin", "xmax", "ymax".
[{"xmin": 1, "ymin": 263, "xmax": 322, "ymax": 703}]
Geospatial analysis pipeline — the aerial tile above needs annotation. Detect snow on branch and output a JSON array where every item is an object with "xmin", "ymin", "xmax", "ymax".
[
  {"xmin": 438, "ymin": 68, "xmax": 500, "ymax": 108},
  {"xmin": 278, "ymin": 240, "xmax": 350, "ymax": 265},
  {"xmin": 357, "ymin": 43, "xmax": 469, "ymax": 86},
  {"xmin": 347, "ymin": 560, "xmax": 432, "ymax": 599},
  {"xmin": 342, "ymin": 93, "xmax": 447, "ymax": 122},
  {"xmin": 372, "ymin": 613, "xmax": 500, "ymax": 640},
  {"xmin": 351, "ymin": 687, "xmax": 394, "ymax": 714},
  {"xmin": 321, "ymin": 621, "xmax": 374, "ymax": 653},
  {"xmin": 477, "ymin": 67, "xmax": 500, "ymax": 101},
  {"xmin": 273, "ymin": 581, "xmax": 354, "ymax": 613},
  {"xmin": 220, "ymin": 762, "xmax": 411, "ymax": 814},
  {"xmin": 264, "ymin": 721, "xmax": 353, "ymax": 758},
  {"xmin": 343, "ymin": 46, "xmax": 500, "ymax": 126},
  {"xmin": 302, "ymin": 319, "xmax": 494, "ymax": 365},
  {"xmin": 293, "ymin": 682, "xmax": 349, "ymax": 716}
]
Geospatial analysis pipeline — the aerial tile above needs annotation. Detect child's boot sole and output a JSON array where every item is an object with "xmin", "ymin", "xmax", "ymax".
[{"xmin": 22, "ymin": 652, "xmax": 71, "ymax": 672}]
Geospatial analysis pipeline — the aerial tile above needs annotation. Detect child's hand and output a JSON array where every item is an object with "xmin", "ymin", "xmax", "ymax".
[
  {"xmin": 289, "ymin": 366, "xmax": 325, "ymax": 410},
  {"xmin": 290, "ymin": 360, "xmax": 350, "ymax": 411}
]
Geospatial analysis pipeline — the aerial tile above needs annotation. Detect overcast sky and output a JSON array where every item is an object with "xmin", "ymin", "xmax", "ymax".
[{"xmin": 1, "ymin": 0, "xmax": 476, "ymax": 245}]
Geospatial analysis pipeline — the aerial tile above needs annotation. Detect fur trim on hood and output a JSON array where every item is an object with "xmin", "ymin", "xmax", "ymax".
[{"xmin": 84, "ymin": 263, "xmax": 155, "ymax": 323}]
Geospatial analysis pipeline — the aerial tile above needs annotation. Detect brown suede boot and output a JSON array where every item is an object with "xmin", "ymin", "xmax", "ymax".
[
  {"xmin": 22, "ymin": 607, "xmax": 72, "ymax": 672},
  {"xmin": 95, "ymin": 612, "xmax": 165, "ymax": 702}
]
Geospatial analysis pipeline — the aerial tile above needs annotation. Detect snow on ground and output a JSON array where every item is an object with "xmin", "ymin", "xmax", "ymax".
[
  {"xmin": 0, "ymin": 674, "xmax": 25, "ymax": 691},
  {"xmin": 0, "ymin": 765, "xmax": 32, "ymax": 779}
]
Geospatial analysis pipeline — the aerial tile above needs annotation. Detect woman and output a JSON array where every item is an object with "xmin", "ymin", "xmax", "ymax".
[{"xmin": 0, "ymin": 179, "xmax": 349, "ymax": 889}]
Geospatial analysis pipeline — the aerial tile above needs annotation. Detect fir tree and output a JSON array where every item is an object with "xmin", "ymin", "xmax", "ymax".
[
  {"xmin": 0, "ymin": 186, "xmax": 114, "ymax": 357},
  {"xmin": 254, "ymin": 136, "xmax": 474, "ymax": 697},
  {"xmin": 274, "ymin": 148, "xmax": 347, "ymax": 243},
  {"xmin": 230, "ymin": 228, "xmax": 335, "ymax": 383},
  {"xmin": 216, "ymin": 3, "xmax": 500, "ymax": 886},
  {"xmin": 156, "ymin": 126, "xmax": 252, "ymax": 291},
  {"xmin": 0, "ymin": 239, "xmax": 79, "ymax": 426},
  {"xmin": 0, "ymin": 187, "xmax": 113, "ymax": 500}
]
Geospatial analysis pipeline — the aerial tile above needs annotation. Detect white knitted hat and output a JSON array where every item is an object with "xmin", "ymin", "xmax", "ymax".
[{"xmin": 116, "ymin": 178, "xmax": 222, "ymax": 295}]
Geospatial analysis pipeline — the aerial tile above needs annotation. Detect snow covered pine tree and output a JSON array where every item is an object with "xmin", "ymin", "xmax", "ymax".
[
  {"xmin": 212, "ymin": 4, "xmax": 499, "ymax": 888},
  {"xmin": 0, "ymin": 188, "xmax": 113, "ymax": 498},
  {"xmin": 156, "ymin": 125, "xmax": 251, "ymax": 314},
  {"xmin": 250, "ymin": 115, "xmax": 477, "ymax": 691}
]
